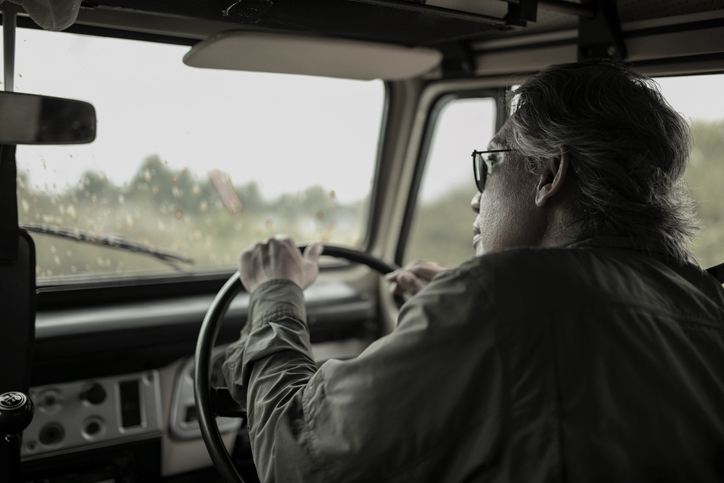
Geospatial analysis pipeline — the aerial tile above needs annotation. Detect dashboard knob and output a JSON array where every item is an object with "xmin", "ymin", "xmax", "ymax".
[
  {"xmin": 80, "ymin": 383, "xmax": 107, "ymax": 405},
  {"xmin": 0, "ymin": 391, "xmax": 35, "ymax": 436}
]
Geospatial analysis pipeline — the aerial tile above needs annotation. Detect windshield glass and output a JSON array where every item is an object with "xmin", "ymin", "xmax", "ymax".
[{"xmin": 12, "ymin": 28, "xmax": 384, "ymax": 283}]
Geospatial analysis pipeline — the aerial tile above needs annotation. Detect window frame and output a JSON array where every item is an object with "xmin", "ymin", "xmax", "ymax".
[{"xmin": 394, "ymin": 87, "xmax": 507, "ymax": 266}]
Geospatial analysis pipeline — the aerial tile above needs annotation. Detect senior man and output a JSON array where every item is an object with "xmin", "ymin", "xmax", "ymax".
[{"xmin": 223, "ymin": 61, "xmax": 724, "ymax": 482}]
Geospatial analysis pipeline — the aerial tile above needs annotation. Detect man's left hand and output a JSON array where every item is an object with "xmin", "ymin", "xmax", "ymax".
[{"xmin": 239, "ymin": 236, "xmax": 324, "ymax": 294}]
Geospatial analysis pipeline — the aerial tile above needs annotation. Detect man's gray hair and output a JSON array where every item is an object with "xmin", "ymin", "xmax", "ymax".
[{"xmin": 509, "ymin": 61, "xmax": 698, "ymax": 263}]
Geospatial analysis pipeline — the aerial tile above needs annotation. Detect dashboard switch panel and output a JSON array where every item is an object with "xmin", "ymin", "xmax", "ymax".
[{"xmin": 22, "ymin": 371, "xmax": 162, "ymax": 459}]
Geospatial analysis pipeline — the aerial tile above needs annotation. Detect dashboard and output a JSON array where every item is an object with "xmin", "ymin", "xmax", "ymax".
[
  {"xmin": 19, "ymin": 277, "xmax": 379, "ymax": 481},
  {"xmin": 24, "ymin": 371, "xmax": 163, "ymax": 459}
]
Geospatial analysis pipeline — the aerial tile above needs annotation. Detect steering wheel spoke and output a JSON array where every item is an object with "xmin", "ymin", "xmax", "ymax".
[{"xmin": 211, "ymin": 387, "xmax": 247, "ymax": 420}]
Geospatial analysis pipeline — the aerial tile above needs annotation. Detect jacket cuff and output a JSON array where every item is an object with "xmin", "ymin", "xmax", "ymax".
[{"xmin": 249, "ymin": 278, "xmax": 307, "ymax": 325}]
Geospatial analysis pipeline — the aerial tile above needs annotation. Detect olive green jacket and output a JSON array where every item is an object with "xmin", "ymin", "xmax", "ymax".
[{"xmin": 223, "ymin": 238, "xmax": 724, "ymax": 482}]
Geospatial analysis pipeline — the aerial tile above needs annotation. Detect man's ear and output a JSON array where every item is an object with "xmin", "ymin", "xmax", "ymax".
[{"xmin": 534, "ymin": 148, "xmax": 570, "ymax": 208}]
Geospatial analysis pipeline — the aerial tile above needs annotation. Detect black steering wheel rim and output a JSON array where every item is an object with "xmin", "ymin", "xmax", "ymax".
[{"xmin": 194, "ymin": 245, "xmax": 400, "ymax": 483}]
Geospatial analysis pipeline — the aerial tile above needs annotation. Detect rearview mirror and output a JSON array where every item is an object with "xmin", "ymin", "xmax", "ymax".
[{"xmin": 0, "ymin": 91, "xmax": 96, "ymax": 144}]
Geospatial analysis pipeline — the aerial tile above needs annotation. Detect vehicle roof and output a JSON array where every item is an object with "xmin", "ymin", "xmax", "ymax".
[
  {"xmin": 13, "ymin": 0, "xmax": 712, "ymax": 80},
  {"xmin": 78, "ymin": 0, "xmax": 723, "ymax": 43}
]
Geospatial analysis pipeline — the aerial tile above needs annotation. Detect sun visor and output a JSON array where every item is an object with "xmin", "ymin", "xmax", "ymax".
[{"xmin": 183, "ymin": 31, "xmax": 442, "ymax": 81}]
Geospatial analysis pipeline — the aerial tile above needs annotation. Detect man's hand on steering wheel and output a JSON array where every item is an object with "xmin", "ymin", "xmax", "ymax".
[
  {"xmin": 239, "ymin": 235, "xmax": 324, "ymax": 293},
  {"xmin": 385, "ymin": 259, "xmax": 450, "ymax": 296}
]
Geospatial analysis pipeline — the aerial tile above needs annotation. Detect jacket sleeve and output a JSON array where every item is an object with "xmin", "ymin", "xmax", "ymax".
[{"xmin": 223, "ymin": 268, "xmax": 505, "ymax": 483}]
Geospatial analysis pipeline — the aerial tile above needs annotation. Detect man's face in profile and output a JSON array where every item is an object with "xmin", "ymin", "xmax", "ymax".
[{"xmin": 471, "ymin": 120, "xmax": 548, "ymax": 256}]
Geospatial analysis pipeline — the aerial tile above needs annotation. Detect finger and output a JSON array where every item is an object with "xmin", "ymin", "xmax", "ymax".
[
  {"xmin": 384, "ymin": 269, "xmax": 400, "ymax": 281},
  {"xmin": 239, "ymin": 242, "xmax": 260, "ymax": 269},
  {"xmin": 398, "ymin": 272, "xmax": 425, "ymax": 295},
  {"xmin": 406, "ymin": 260, "xmax": 446, "ymax": 281},
  {"xmin": 406, "ymin": 261, "xmax": 430, "ymax": 277},
  {"xmin": 238, "ymin": 249, "xmax": 249, "ymax": 271},
  {"xmin": 304, "ymin": 243, "xmax": 324, "ymax": 263},
  {"xmin": 394, "ymin": 261, "xmax": 425, "ymax": 279},
  {"xmin": 268, "ymin": 236, "xmax": 297, "ymax": 260},
  {"xmin": 282, "ymin": 236, "xmax": 305, "ymax": 259}
]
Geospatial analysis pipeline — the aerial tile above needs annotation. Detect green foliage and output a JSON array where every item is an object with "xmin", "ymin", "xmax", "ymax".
[
  {"xmin": 405, "ymin": 184, "xmax": 477, "ymax": 268},
  {"xmin": 685, "ymin": 119, "xmax": 724, "ymax": 269},
  {"xmin": 20, "ymin": 155, "xmax": 368, "ymax": 280}
]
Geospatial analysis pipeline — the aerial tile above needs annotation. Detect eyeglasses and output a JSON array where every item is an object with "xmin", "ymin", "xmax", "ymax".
[{"xmin": 471, "ymin": 149, "xmax": 512, "ymax": 193}]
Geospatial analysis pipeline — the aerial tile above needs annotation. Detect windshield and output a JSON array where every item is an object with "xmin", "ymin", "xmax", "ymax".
[{"xmin": 12, "ymin": 28, "xmax": 384, "ymax": 283}]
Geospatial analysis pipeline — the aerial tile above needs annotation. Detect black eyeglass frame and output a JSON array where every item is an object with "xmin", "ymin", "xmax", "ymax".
[{"xmin": 471, "ymin": 149, "xmax": 513, "ymax": 193}]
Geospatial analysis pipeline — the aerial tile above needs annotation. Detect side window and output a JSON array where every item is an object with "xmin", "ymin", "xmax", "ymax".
[
  {"xmin": 403, "ymin": 97, "xmax": 498, "ymax": 268},
  {"xmin": 656, "ymin": 74, "xmax": 724, "ymax": 269}
]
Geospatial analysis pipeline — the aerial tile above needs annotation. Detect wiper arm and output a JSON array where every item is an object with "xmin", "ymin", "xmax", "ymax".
[{"xmin": 20, "ymin": 223, "xmax": 194, "ymax": 272}]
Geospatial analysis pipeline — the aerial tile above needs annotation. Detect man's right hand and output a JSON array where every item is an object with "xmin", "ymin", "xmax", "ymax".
[
  {"xmin": 385, "ymin": 260, "xmax": 450, "ymax": 296},
  {"xmin": 239, "ymin": 236, "xmax": 323, "ymax": 294}
]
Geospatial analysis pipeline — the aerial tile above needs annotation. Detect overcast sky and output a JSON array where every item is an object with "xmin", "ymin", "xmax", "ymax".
[{"xmin": 11, "ymin": 28, "xmax": 384, "ymax": 203}]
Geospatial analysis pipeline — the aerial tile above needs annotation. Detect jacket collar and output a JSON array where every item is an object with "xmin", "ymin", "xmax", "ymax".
[{"xmin": 558, "ymin": 236, "xmax": 672, "ymax": 259}]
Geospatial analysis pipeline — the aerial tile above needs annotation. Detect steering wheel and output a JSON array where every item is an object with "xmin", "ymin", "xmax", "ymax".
[{"xmin": 194, "ymin": 245, "xmax": 400, "ymax": 483}]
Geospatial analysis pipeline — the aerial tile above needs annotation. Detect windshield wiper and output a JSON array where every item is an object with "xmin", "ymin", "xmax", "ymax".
[{"xmin": 20, "ymin": 223, "xmax": 194, "ymax": 272}]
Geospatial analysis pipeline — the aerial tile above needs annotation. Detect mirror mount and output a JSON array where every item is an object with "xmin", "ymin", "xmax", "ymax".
[
  {"xmin": 3, "ymin": 9, "xmax": 16, "ymax": 93},
  {"xmin": 578, "ymin": 0, "xmax": 627, "ymax": 61}
]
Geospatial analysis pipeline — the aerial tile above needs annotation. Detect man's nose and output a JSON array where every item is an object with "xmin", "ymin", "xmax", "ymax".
[{"xmin": 471, "ymin": 192, "xmax": 481, "ymax": 213}]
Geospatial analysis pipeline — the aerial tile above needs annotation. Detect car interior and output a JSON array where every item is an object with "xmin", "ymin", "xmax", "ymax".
[{"xmin": 0, "ymin": 0, "xmax": 723, "ymax": 481}]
